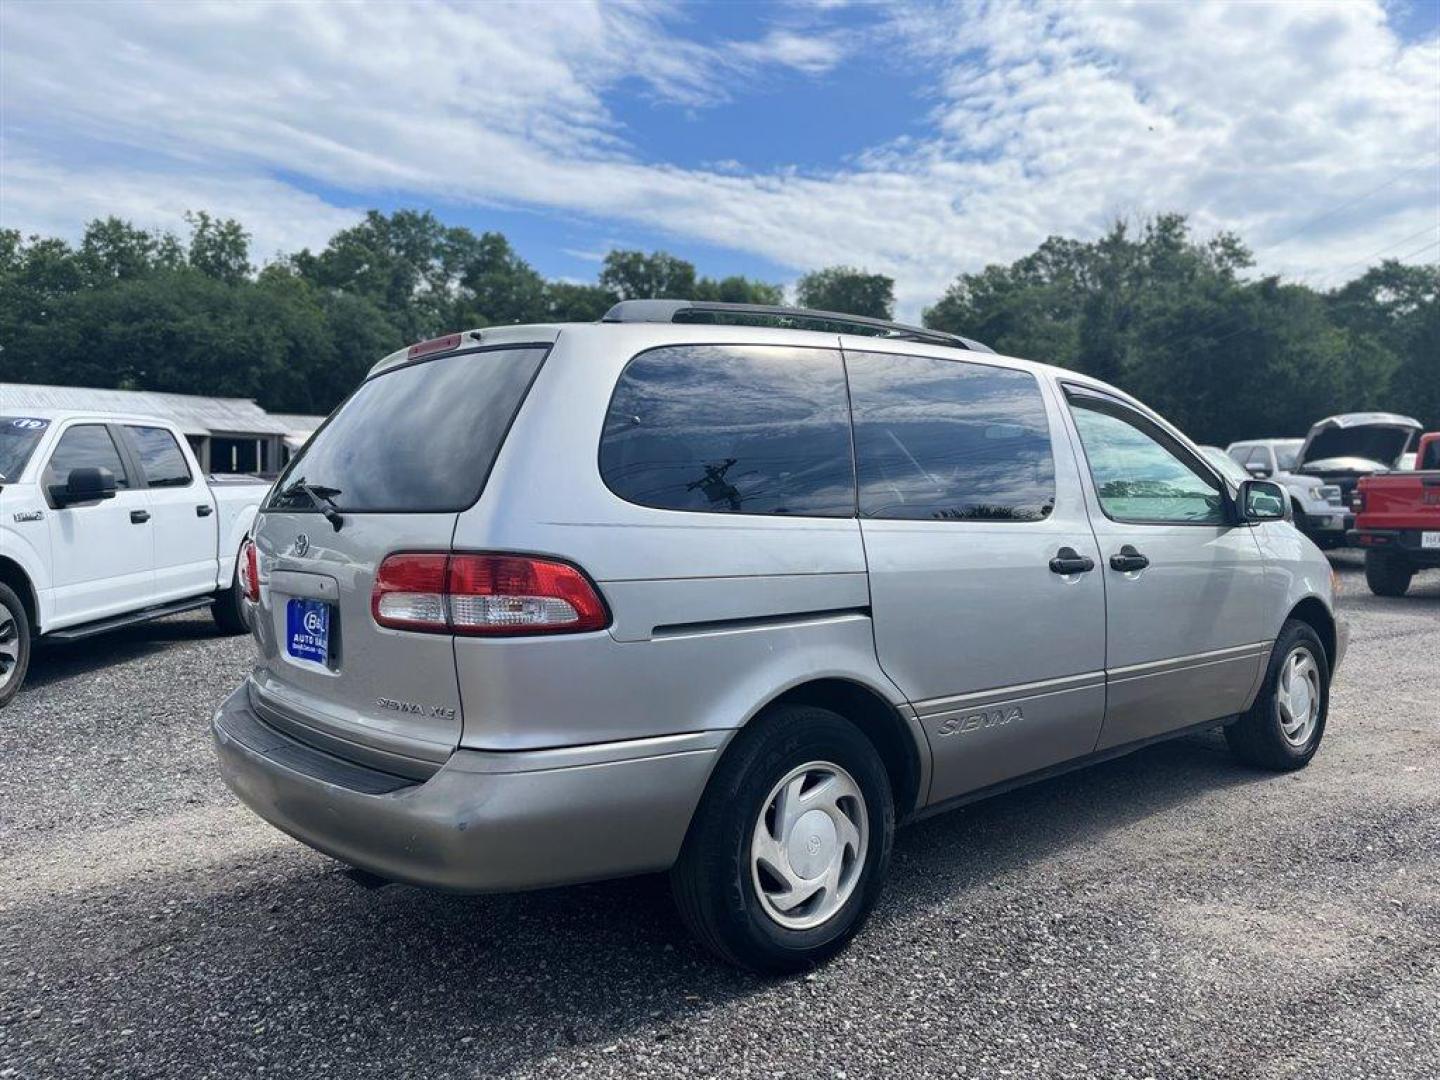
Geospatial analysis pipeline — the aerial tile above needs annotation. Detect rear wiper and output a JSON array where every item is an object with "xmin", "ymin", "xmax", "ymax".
[{"xmin": 282, "ymin": 478, "xmax": 345, "ymax": 532}]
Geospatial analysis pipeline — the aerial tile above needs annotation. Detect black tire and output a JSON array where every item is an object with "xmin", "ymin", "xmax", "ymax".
[
  {"xmin": 1364, "ymin": 549, "xmax": 1413, "ymax": 598},
  {"xmin": 1225, "ymin": 619, "xmax": 1329, "ymax": 771},
  {"xmin": 211, "ymin": 549, "xmax": 250, "ymax": 635},
  {"xmin": 670, "ymin": 705, "xmax": 894, "ymax": 974},
  {"xmin": 0, "ymin": 582, "xmax": 33, "ymax": 709}
]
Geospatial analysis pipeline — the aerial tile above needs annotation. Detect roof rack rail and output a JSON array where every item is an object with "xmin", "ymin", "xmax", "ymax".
[{"xmin": 600, "ymin": 299, "xmax": 993, "ymax": 353}]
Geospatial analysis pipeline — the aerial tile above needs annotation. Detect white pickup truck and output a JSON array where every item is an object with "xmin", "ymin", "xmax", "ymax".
[{"xmin": 0, "ymin": 410, "xmax": 266, "ymax": 707}]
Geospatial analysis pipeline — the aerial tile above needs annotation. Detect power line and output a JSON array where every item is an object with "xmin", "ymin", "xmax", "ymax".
[
  {"xmin": 1258, "ymin": 157, "xmax": 1440, "ymax": 255},
  {"xmin": 1395, "ymin": 239, "xmax": 1440, "ymax": 263},
  {"xmin": 1318, "ymin": 224, "xmax": 1440, "ymax": 282}
]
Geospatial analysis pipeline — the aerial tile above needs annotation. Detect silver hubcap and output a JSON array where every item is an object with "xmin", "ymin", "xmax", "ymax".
[
  {"xmin": 750, "ymin": 761, "xmax": 868, "ymax": 931},
  {"xmin": 0, "ymin": 600, "xmax": 21, "ymax": 690},
  {"xmin": 1275, "ymin": 646, "xmax": 1321, "ymax": 747}
]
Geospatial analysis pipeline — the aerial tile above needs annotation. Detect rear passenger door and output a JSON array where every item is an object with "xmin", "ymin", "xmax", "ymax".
[
  {"xmin": 843, "ymin": 345, "xmax": 1107, "ymax": 805},
  {"xmin": 121, "ymin": 424, "xmax": 218, "ymax": 603},
  {"xmin": 43, "ymin": 422, "xmax": 154, "ymax": 626},
  {"xmin": 1061, "ymin": 386, "xmax": 1271, "ymax": 750}
]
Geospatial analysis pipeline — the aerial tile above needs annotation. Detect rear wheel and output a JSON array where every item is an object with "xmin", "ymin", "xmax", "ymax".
[
  {"xmin": 212, "ymin": 546, "xmax": 250, "ymax": 634},
  {"xmin": 670, "ymin": 705, "xmax": 894, "ymax": 973},
  {"xmin": 1364, "ymin": 550, "xmax": 1413, "ymax": 597},
  {"xmin": 1225, "ymin": 619, "xmax": 1329, "ymax": 770},
  {"xmin": 0, "ymin": 583, "xmax": 33, "ymax": 709}
]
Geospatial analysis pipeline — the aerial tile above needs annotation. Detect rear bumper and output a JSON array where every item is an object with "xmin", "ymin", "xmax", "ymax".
[
  {"xmin": 213, "ymin": 682, "xmax": 726, "ymax": 892},
  {"xmin": 1346, "ymin": 528, "xmax": 1440, "ymax": 566}
]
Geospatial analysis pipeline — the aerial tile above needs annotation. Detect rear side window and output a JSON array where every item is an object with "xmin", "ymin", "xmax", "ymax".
[
  {"xmin": 125, "ymin": 425, "xmax": 192, "ymax": 487},
  {"xmin": 846, "ymin": 351, "xmax": 1055, "ymax": 522},
  {"xmin": 44, "ymin": 424, "xmax": 131, "ymax": 490},
  {"xmin": 600, "ymin": 344, "xmax": 854, "ymax": 517},
  {"xmin": 270, "ymin": 346, "xmax": 548, "ymax": 513}
]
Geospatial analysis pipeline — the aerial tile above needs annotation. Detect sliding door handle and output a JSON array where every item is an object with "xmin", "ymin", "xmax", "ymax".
[
  {"xmin": 1049, "ymin": 546, "xmax": 1095, "ymax": 575},
  {"xmin": 129, "ymin": 509, "xmax": 151, "ymax": 524},
  {"xmin": 1109, "ymin": 545, "xmax": 1149, "ymax": 572}
]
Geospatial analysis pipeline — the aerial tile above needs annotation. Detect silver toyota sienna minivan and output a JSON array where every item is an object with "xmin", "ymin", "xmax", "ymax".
[{"xmin": 214, "ymin": 300, "xmax": 1346, "ymax": 972}]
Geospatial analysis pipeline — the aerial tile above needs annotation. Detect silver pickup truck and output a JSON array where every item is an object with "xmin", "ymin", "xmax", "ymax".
[{"xmin": 214, "ymin": 302, "xmax": 1346, "ymax": 972}]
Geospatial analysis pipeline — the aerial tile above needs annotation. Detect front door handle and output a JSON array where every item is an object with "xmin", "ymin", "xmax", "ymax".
[
  {"xmin": 196, "ymin": 504, "xmax": 214, "ymax": 517},
  {"xmin": 1109, "ymin": 544, "xmax": 1149, "ymax": 572},
  {"xmin": 130, "ymin": 509, "xmax": 151, "ymax": 524},
  {"xmin": 1049, "ymin": 546, "xmax": 1095, "ymax": 575}
]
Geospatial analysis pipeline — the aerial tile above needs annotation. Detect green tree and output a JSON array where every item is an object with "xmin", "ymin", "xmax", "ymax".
[
  {"xmin": 77, "ymin": 217, "xmax": 182, "ymax": 285},
  {"xmin": 545, "ymin": 281, "xmax": 617, "ymax": 322},
  {"xmin": 291, "ymin": 210, "xmax": 453, "ymax": 340},
  {"xmin": 446, "ymin": 229, "xmax": 549, "ymax": 326},
  {"xmin": 693, "ymin": 274, "xmax": 784, "ymax": 305},
  {"xmin": 1327, "ymin": 260, "xmax": 1439, "ymax": 429},
  {"xmin": 186, "ymin": 211, "xmax": 251, "ymax": 284},
  {"xmin": 923, "ymin": 214, "xmax": 1419, "ymax": 443},
  {"xmin": 795, "ymin": 266, "xmax": 895, "ymax": 318},
  {"xmin": 598, "ymin": 250, "xmax": 697, "ymax": 300}
]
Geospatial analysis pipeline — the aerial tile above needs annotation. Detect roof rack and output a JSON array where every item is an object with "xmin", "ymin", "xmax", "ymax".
[{"xmin": 600, "ymin": 299, "xmax": 993, "ymax": 353}]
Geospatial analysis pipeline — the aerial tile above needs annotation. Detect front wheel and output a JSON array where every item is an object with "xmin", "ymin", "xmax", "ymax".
[
  {"xmin": 1364, "ymin": 549, "xmax": 1413, "ymax": 597},
  {"xmin": 1225, "ymin": 619, "xmax": 1329, "ymax": 771},
  {"xmin": 670, "ymin": 705, "xmax": 894, "ymax": 973},
  {"xmin": 0, "ymin": 583, "xmax": 33, "ymax": 709}
]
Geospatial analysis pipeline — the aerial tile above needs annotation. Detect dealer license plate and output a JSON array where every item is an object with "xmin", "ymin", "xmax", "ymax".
[{"xmin": 286, "ymin": 598, "xmax": 332, "ymax": 664}]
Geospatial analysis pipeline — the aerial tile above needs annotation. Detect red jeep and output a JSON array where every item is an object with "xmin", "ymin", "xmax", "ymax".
[{"xmin": 1349, "ymin": 431, "xmax": 1440, "ymax": 596}]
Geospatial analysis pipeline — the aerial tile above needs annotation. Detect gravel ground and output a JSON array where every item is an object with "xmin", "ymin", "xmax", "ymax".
[{"xmin": 2, "ymin": 553, "xmax": 1437, "ymax": 1079}]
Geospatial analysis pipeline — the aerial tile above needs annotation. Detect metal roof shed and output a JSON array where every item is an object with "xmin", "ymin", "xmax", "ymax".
[{"xmin": 0, "ymin": 383, "xmax": 294, "ymax": 474}]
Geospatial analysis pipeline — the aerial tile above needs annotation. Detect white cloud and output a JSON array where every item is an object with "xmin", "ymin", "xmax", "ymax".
[
  {"xmin": 1, "ymin": 0, "xmax": 1435, "ymax": 319},
  {"xmin": 0, "ymin": 155, "xmax": 361, "ymax": 264}
]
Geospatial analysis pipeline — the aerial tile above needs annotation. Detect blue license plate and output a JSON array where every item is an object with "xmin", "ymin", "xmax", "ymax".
[{"xmin": 286, "ymin": 599, "xmax": 331, "ymax": 664}]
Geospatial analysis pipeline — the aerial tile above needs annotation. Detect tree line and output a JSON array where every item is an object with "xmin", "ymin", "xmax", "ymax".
[{"xmin": 1, "ymin": 209, "xmax": 1434, "ymax": 443}]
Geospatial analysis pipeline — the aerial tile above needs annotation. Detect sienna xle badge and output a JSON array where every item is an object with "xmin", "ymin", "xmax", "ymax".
[{"xmin": 214, "ymin": 300, "xmax": 1346, "ymax": 972}]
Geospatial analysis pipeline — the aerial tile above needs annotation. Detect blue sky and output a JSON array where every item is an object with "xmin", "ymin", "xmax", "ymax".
[{"xmin": 2, "ymin": 1, "xmax": 1437, "ymax": 318}]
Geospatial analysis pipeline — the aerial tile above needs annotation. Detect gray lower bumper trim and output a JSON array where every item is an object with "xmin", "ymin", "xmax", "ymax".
[
  {"xmin": 219, "ymin": 697, "xmax": 413, "ymax": 795},
  {"xmin": 212, "ymin": 684, "xmax": 725, "ymax": 893}
]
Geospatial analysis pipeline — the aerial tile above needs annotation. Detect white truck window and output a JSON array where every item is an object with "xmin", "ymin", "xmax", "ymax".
[
  {"xmin": 43, "ymin": 424, "xmax": 131, "ymax": 490},
  {"xmin": 126, "ymin": 425, "xmax": 193, "ymax": 487}
]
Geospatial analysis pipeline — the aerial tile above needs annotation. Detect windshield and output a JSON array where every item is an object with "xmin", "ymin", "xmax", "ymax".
[
  {"xmin": 269, "ymin": 346, "xmax": 548, "ymax": 514},
  {"xmin": 0, "ymin": 417, "xmax": 50, "ymax": 481},
  {"xmin": 1274, "ymin": 441, "xmax": 1302, "ymax": 470}
]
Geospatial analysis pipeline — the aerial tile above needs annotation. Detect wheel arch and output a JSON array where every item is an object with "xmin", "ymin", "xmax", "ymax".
[
  {"xmin": 0, "ymin": 555, "xmax": 39, "ymax": 635},
  {"xmin": 1286, "ymin": 595, "xmax": 1336, "ymax": 671},
  {"xmin": 752, "ymin": 677, "xmax": 928, "ymax": 819}
]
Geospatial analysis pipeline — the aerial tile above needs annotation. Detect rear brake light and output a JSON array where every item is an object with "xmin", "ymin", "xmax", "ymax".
[
  {"xmin": 371, "ymin": 553, "xmax": 608, "ymax": 636},
  {"xmin": 407, "ymin": 333, "xmax": 462, "ymax": 360},
  {"xmin": 371, "ymin": 553, "xmax": 449, "ymax": 631},
  {"xmin": 239, "ymin": 539, "xmax": 259, "ymax": 603},
  {"xmin": 1351, "ymin": 490, "xmax": 1365, "ymax": 513}
]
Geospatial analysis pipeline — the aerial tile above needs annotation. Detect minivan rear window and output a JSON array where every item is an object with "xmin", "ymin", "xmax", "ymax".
[
  {"xmin": 600, "ymin": 344, "xmax": 854, "ymax": 517},
  {"xmin": 270, "ymin": 346, "xmax": 548, "ymax": 513}
]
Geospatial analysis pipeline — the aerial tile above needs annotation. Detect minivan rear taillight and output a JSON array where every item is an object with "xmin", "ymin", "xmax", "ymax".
[
  {"xmin": 239, "ymin": 539, "xmax": 260, "ymax": 602},
  {"xmin": 371, "ymin": 553, "xmax": 608, "ymax": 636}
]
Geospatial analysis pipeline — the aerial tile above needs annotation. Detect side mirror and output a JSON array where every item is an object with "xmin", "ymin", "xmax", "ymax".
[
  {"xmin": 1239, "ymin": 478, "xmax": 1289, "ymax": 523},
  {"xmin": 1244, "ymin": 463, "xmax": 1271, "ymax": 478},
  {"xmin": 58, "ymin": 466, "xmax": 118, "ymax": 506}
]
